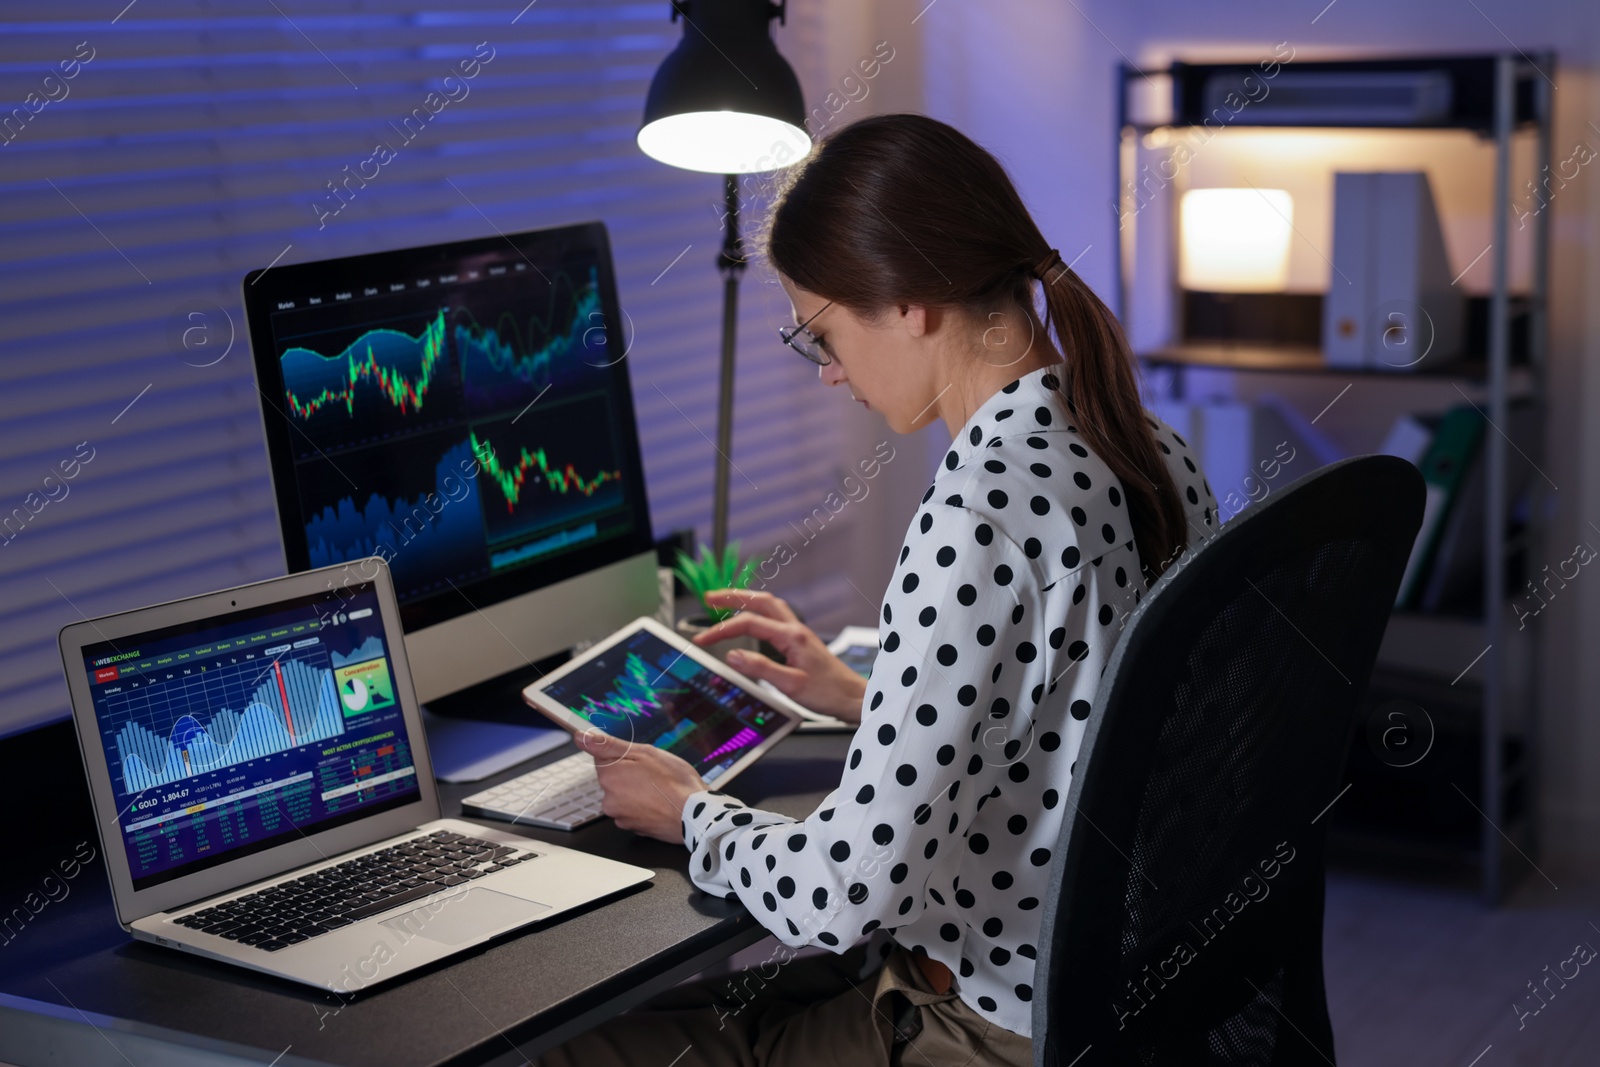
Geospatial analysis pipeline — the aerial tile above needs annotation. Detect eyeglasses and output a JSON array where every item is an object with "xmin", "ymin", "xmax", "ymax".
[{"xmin": 778, "ymin": 301, "xmax": 834, "ymax": 366}]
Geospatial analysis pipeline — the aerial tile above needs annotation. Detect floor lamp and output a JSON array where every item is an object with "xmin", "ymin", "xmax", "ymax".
[{"xmin": 638, "ymin": 0, "xmax": 811, "ymax": 556}]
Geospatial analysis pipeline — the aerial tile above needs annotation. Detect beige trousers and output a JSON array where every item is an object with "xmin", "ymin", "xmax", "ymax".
[{"xmin": 534, "ymin": 937, "xmax": 1033, "ymax": 1067}]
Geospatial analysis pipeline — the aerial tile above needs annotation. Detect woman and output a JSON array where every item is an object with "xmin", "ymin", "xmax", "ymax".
[{"xmin": 537, "ymin": 113, "xmax": 1218, "ymax": 1067}]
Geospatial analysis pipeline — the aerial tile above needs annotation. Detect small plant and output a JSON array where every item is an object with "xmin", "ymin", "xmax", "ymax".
[{"xmin": 673, "ymin": 541, "xmax": 762, "ymax": 623}]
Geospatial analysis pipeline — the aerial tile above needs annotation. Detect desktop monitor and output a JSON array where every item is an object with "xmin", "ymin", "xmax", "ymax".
[{"xmin": 242, "ymin": 222, "xmax": 658, "ymax": 704}]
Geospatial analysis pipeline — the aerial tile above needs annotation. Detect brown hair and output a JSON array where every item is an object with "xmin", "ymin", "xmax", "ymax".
[{"xmin": 761, "ymin": 113, "xmax": 1188, "ymax": 582}]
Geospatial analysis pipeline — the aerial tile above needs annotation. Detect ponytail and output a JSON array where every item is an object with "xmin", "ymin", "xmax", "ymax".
[{"xmin": 1035, "ymin": 255, "xmax": 1188, "ymax": 583}]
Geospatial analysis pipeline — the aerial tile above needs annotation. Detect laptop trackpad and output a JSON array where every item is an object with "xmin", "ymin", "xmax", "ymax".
[{"xmin": 381, "ymin": 888, "xmax": 552, "ymax": 946}]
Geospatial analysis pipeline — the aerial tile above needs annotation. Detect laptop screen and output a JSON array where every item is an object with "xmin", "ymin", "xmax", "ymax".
[{"xmin": 79, "ymin": 582, "xmax": 419, "ymax": 891}]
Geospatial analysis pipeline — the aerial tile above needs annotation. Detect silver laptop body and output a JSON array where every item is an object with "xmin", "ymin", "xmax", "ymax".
[{"xmin": 58, "ymin": 558, "xmax": 652, "ymax": 993}]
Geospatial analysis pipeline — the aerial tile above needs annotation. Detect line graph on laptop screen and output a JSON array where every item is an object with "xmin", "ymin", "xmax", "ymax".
[{"xmin": 81, "ymin": 584, "xmax": 420, "ymax": 890}]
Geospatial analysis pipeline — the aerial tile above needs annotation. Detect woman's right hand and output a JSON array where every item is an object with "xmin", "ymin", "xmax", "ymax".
[{"xmin": 691, "ymin": 589, "xmax": 868, "ymax": 724}]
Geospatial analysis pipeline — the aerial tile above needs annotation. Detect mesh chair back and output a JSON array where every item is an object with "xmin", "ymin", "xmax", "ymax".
[{"xmin": 1032, "ymin": 455, "xmax": 1424, "ymax": 1066}]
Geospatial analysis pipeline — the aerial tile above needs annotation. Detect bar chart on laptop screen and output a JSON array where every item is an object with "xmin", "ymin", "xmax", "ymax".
[{"xmin": 105, "ymin": 646, "xmax": 345, "ymax": 794}]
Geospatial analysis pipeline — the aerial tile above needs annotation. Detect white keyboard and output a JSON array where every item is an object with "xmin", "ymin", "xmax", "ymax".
[{"xmin": 461, "ymin": 751, "xmax": 604, "ymax": 831}]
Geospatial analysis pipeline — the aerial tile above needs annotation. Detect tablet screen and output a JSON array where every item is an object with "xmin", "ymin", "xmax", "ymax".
[
  {"xmin": 835, "ymin": 643, "xmax": 878, "ymax": 678},
  {"xmin": 538, "ymin": 629, "xmax": 789, "ymax": 783}
]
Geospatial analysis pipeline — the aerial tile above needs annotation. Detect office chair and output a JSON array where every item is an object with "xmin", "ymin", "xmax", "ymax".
[{"xmin": 1031, "ymin": 455, "xmax": 1425, "ymax": 1066}]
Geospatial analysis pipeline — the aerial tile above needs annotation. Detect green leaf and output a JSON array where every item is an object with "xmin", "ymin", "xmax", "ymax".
[{"xmin": 671, "ymin": 539, "xmax": 765, "ymax": 621}]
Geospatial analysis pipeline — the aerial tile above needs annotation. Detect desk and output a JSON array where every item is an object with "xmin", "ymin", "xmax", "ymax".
[{"xmin": 0, "ymin": 719, "xmax": 854, "ymax": 1067}]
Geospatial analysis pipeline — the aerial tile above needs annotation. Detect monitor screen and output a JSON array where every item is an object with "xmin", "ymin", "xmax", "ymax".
[
  {"xmin": 244, "ymin": 222, "xmax": 654, "ymax": 634},
  {"xmin": 80, "ymin": 584, "xmax": 418, "ymax": 891},
  {"xmin": 538, "ymin": 629, "xmax": 790, "ymax": 784}
]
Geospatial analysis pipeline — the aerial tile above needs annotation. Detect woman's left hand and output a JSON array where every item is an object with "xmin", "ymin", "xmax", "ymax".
[{"xmin": 572, "ymin": 728, "xmax": 711, "ymax": 844}]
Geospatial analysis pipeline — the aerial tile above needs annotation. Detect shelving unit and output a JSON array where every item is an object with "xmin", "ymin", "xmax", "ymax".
[{"xmin": 1113, "ymin": 53, "xmax": 1554, "ymax": 903}]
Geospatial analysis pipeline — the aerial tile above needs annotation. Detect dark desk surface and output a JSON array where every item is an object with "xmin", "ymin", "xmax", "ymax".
[{"xmin": 0, "ymin": 719, "xmax": 854, "ymax": 1067}]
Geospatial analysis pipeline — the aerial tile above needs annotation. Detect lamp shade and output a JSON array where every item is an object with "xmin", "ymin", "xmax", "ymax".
[
  {"xmin": 1179, "ymin": 188, "xmax": 1294, "ymax": 292},
  {"xmin": 638, "ymin": 0, "xmax": 810, "ymax": 174}
]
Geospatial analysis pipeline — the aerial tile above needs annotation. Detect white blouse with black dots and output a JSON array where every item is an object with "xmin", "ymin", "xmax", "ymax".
[{"xmin": 680, "ymin": 364, "xmax": 1219, "ymax": 1038}]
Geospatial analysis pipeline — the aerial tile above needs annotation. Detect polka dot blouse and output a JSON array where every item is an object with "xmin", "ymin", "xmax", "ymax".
[{"xmin": 680, "ymin": 364, "xmax": 1219, "ymax": 1038}]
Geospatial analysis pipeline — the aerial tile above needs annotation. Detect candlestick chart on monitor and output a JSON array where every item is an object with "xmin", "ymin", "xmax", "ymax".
[
  {"xmin": 265, "ymin": 255, "xmax": 641, "ymax": 607},
  {"xmin": 277, "ymin": 308, "xmax": 459, "ymax": 460},
  {"xmin": 468, "ymin": 400, "xmax": 626, "ymax": 552}
]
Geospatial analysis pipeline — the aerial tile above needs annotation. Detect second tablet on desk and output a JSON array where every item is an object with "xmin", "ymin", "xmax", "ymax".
[{"xmin": 523, "ymin": 617, "xmax": 805, "ymax": 790}]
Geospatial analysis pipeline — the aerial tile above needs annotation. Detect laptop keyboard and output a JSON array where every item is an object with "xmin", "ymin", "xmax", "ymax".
[{"xmin": 169, "ymin": 830, "xmax": 538, "ymax": 952}]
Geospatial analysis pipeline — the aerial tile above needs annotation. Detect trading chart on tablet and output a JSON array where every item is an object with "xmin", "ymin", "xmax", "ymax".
[{"xmin": 539, "ymin": 629, "xmax": 791, "ymax": 783}]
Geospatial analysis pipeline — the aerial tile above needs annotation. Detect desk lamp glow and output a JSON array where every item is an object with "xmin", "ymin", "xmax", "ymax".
[{"xmin": 639, "ymin": 0, "xmax": 811, "ymax": 556}]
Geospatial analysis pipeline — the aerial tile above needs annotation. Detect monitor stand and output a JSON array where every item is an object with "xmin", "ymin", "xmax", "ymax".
[{"xmin": 419, "ymin": 647, "xmax": 574, "ymax": 783}]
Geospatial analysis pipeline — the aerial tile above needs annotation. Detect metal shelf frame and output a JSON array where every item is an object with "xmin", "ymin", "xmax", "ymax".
[{"xmin": 1112, "ymin": 52, "xmax": 1555, "ymax": 903}]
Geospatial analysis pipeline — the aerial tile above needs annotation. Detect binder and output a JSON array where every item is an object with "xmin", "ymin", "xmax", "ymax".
[
  {"xmin": 1396, "ymin": 405, "xmax": 1484, "ymax": 609},
  {"xmin": 1324, "ymin": 171, "xmax": 1463, "ymax": 370},
  {"xmin": 1377, "ymin": 412, "xmax": 1435, "ymax": 468},
  {"xmin": 1418, "ymin": 401, "xmax": 1537, "ymax": 613}
]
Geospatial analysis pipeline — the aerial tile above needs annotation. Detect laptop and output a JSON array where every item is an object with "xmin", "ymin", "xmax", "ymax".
[{"xmin": 57, "ymin": 558, "xmax": 654, "ymax": 993}]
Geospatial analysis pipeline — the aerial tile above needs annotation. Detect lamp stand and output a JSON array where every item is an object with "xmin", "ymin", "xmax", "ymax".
[{"xmin": 711, "ymin": 173, "xmax": 745, "ymax": 558}]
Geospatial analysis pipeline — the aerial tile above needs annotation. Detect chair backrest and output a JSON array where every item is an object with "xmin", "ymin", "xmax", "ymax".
[{"xmin": 1031, "ymin": 455, "xmax": 1424, "ymax": 1067}]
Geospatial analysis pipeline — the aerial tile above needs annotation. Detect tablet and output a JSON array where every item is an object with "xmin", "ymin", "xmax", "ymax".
[
  {"xmin": 827, "ymin": 625, "xmax": 881, "ymax": 679},
  {"xmin": 522, "ymin": 617, "xmax": 804, "ymax": 786}
]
